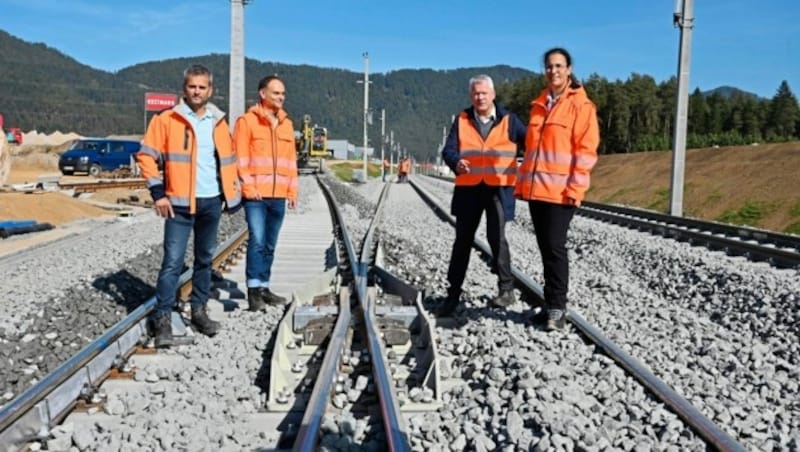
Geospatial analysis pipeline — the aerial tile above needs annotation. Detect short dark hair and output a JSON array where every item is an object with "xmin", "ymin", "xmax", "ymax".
[
  {"xmin": 258, "ymin": 74, "xmax": 283, "ymax": 91},
  {"xmin": 183, "ymin": 64, "xmax": 213, "ymax": 85}
]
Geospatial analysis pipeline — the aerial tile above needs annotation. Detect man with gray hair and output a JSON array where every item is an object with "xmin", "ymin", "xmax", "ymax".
[{"xmin": 435, "ymin": 74, "xmax": 526, "ymax": 316}]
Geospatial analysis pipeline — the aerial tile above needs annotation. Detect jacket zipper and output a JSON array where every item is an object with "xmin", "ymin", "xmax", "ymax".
[{"xmin": 530, "ymin": 101, "xmax": 553, "ymax": 199}]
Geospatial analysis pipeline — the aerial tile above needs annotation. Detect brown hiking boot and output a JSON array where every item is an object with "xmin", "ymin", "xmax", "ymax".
[
  {"xmin": 191, "ymin": 304, "xmax": 220, "ymax": 337},
  {"xmin": 248, "ymin": 287, "xmax": 268, "ymax": 312},
  {"xmin": 152, "ymin": 314, "xmax": 173, "ymax": 349},
  {"xmin": 490, "ymin": 290, "xmax": 516, "ymax": 308},
  {"xmin": 259, "ymin": 287, "xmax": 287, "ymax": 305}
]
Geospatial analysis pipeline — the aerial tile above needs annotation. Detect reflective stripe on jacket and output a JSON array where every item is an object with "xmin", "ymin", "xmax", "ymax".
[
  {"xmin": 514, "ymin": 86, "xmax": 599, "ymax": 205},
  {"xmin": 234, "ymin": 106, "xmax": 298, "ymax": 201},
  {"xmin": 455, "ymin": 112, "xmax": 518, "ymax": 187},
  {"xmin": 137, "ymin": 101, "xmax": 241, "ymax": 214}
]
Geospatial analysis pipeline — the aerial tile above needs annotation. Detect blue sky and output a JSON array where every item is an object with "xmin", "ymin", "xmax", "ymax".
[{"xmin": 0, "ymin": 0, "xmax": 798, "ymax": 98}]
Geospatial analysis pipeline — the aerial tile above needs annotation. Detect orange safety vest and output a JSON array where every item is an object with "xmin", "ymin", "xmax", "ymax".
[
  {"xmin": 514, "ymin": 86, "xmax": 599, "ymax": 205},
  {"xmin": 138, "ymin": 101, "xmax": 241, "ymax": 213},
  {"xmin": 234, "ymin": 105, "xmax": 298, "ymax": 201},
  {"xmin": 455, "ymin": 112, "xmax": 517, "ymax": 187}
]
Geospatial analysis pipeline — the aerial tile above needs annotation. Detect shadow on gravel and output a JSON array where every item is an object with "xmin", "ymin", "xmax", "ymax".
[
  {"xmin": 423, "ymin": 289, "xmax": 544, "ymax": 331},
  {"xmin": 91, "ymin": 269, "xmax": 155, "ymax": 313}
]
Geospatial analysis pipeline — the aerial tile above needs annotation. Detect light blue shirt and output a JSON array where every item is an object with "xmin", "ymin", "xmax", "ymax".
[{"xmin": 181, "ymin": 103, "xmax": 219, "ymax": 198}]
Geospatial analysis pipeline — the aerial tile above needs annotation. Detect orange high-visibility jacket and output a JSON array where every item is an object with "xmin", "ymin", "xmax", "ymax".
[
  {"xmin": 514, "ymin": 86, "xmax": 599, "ymax": 205},
  {"xmin": 137, "ymin": 101, "xmax": 241, "ymax": 214},
  {"xmin": 455, "ymin": 112, "xmax": 518, "ymax": 187},
  {"xmin": 234, "ymin": 106, "xmax": 298, "ymax": 201},
  {"xmin": 398, "ymin": 159, "xmax": 411, "ymax": 174}
]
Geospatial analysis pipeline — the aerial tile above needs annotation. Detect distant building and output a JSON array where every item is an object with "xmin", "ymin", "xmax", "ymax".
[
  {"xmin": 353, "ymin": 146, "xmax": 375, "ymax": 159},
  {"xmin": 327, "ymin": 139, "xmax": 355, "ymax": 160}
]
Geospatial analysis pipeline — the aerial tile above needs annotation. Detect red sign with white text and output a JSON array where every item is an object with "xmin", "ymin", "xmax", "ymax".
[{"xmin": 144, "ymin": 92, "xmax": 178, "ymax": 111}]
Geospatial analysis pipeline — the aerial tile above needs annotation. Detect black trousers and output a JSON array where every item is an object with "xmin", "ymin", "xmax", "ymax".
[
  {"xmin": 446, "ymin": 185, "xmax": 513, "ymax": 297},
  {"xmin": 528, "ymin": 200, "xmax": 576, "ymax": 310}
]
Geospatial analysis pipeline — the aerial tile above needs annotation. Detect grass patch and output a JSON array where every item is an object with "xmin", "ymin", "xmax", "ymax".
[
  {"xmin": 328, "ymin": 161, "xmax": 382, "ymax": 182},
  {"xmin": 703, "ymin": 190, "xmax": 723, "ymax": 207},
  {"xmin": 789, "ymin": 201, "xmax": 800, "ymax": 218},
  {"xmin": 717, "ymin": 201, "xmax": 774, "ymax": 227},
  {"xmin": 604, "ymin": 188, "xmax": 629, "ymax": 203},
  {"xmin": 784, "ymin": 221, "xmax": 800, "ymax": 235},
  {"xmin": 646, "ymin": 189, "xmax": 669, "ymax": 213}
]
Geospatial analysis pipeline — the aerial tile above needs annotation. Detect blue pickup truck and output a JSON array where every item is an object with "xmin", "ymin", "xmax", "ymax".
[{"xmin": 58, "ymin": 139, "xmax": 141, "ymax": 176}]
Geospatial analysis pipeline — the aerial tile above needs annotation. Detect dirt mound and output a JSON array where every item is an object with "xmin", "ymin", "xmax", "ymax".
[
  {"xmin": 0, "ymin": 191, "xmax": 113, "ymax": 225},
  {"xmin": 22, "ymin": 130, "xmax": 82, "ymax": 146}
]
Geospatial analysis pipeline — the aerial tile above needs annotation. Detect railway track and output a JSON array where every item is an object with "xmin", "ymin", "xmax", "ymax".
[
  {"xmin": 427, "ymin": 174, "xmax": 799, "ymax": 269},
  {"xmin": 408, "ymin": 177, "xmax": 745, "ymax": 451},
  {"xmin": 0, "ymin": 176, "xmax": 439, "ymax": 451},
  {"xmin": 58, "ymin": 179, "xmax": 147, "ymax": 194},
  {"xmin": 1, "ymin": 172, "xmax": 793, "ymax": 450},
  {"xmin": 579, "ymin": 201, "xmax": 800, "ymax": 268}
]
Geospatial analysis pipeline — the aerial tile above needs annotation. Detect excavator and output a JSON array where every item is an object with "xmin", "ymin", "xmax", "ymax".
[{"xmin": 295, "ymin": 114, "xmax": 328, "ymax": 174}]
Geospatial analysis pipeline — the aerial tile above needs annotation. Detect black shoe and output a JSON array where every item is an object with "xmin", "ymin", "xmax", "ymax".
[
  {"xmin": 259, "ymin": 287, "xmax": 287, "ymax": 305},
  {"xmin": 490, "ymin": 290, "xmax": 516, "ymax": 308},
  {"xmin": 545, "ymin": 309, "xmax": 567, "ymax": 331},
  {"xmin": 152, "ymin": 314, "xmax": 173, "ymax": 349},
  {"xmin": 432, "ymin": 295, "xmax": 459, "ymax": 317},
  {"xmin": 191, "ymin": 305, "xmax": 220, "ymax": 337},
  {"xmin": 529, "ymin": 309, "xmax": 548, "ymax": 325},
  {"xmin": 248, "ymin": 287, "xmax": 268, "ymax": 312}
]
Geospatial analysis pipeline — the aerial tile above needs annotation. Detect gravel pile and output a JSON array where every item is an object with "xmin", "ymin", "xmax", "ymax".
[
  {"xmin": 0, "ymin": 205, "xmax": 246, "ymax": 402},
  {"xmin": 410, "ymin": 176, "xmax": 799, "ymax": 451},
  {"xmin": 5, "ymin": 173, "xmax": 797, "ymax": 451}
]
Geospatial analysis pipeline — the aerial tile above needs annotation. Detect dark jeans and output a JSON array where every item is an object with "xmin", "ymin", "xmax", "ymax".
[
  {"xmin": 528, "ymin": 200, "xmax": 576, "ymax": 310},
  {"xmin": 244, "ymin": 198, "xmax": 286, "ymax": 289},
  {"xmin": 153, "ymin": 196, "xmax": 222, "ymax": 319},
  {"xmin": 446, "ymin": 185, "xmax": 513, "ymax": 298}
]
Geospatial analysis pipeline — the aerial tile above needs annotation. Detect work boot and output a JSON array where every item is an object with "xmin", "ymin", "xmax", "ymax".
[
  {"xmin": 191, "ymin": 304, "xmax": 220, "ymax": 337},
  {"xmin": 152, "ymin": 314, "xmax": 173, "ymax": 349},
  {"xmin": 528, "ymin": 308, "xmax": 548, "ymax": 326},
  {"xmin": 260, "ymin": 287, "xmax": 287, "ymax": 305},
  {"xmin": 248, "ymin": 287, "xmax": 268, "ymax": 312},
  {"xmin": 433, "ymin": 293, "xmax": 460, "ymax": 317},
  {"xmin": 490, "ymin": 290, "xmax": 516, "ymax": 308},
  {"xmin": 545, "ymin": 309, "xmax": 567, "ymax": 332}
]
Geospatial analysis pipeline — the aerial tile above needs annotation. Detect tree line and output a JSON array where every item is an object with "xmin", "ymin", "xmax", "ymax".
[
  {"xmin": 3, "ymin": 29, "xmax": 799, "ymax": 158},
  {"xmin": 496, "ymin": 74, "xmax": 800, "ymax": 154}
]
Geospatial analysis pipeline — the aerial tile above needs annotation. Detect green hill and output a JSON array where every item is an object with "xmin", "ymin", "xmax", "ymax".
[{"xmin": 0, "ymin": 30, "xmax": 533, "ymax": 157}]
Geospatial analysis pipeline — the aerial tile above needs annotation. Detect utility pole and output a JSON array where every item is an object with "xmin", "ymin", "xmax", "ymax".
[
  {"xmin": 229, "ymin": 0, "xmax": 251, "ymax": 126},
  {"xmin": 669, "ymin": 0, "xmax": 694, "ymax": 216},
  {"xmin": 380, "ymin": 109, "xmax": 386, "ymax": 181},
  {"xmin": 356, "ymin": 52, "xmax": 371, "ymax": 181}
]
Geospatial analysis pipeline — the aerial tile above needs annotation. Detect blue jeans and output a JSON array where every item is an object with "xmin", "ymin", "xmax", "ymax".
[
  {"xmin": 244, "ymin": 198, "xmax": 286, "ymax": 289},
  {"xmin": 153, "ymin": 196, "xmax": 222, "ymax": 318}
]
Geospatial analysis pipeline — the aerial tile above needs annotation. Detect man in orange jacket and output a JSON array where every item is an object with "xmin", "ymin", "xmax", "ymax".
[
  {"xmin": 234, "ymin": 75, "xmax": 298, "ymax": 311},
  {"xmin": 137, "ymin": 64, "xmax": 242, "ymax": 348},
  {"xmin": 436, "ymin": 74, "xmax": 526, "ymax": 316}
]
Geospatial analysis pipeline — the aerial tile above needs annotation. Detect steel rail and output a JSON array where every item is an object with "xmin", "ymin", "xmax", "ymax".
[
  {"xmin": 58, "ymin": 179, "xmax": 147, "ymax": 193},
  {"xmin": 293, "ymin": 178, "xmax": 358, "ymax": 452},
  {"xmin": 423, "ymin": 174, "xmax": 798, "ymax": 268},
  {"xmin": 579, "ymin": 204, "xmax": 799, "ymax": 268},
  {"xmin": 408, "ymin": 176, "xmax": 746, "ymax": 452},
  {"xmin": 0, "ymin": 228, "xmax": 248, "ymax": 447},
  {"xmin": 356, "ymin": 182, "xmax": 411, "ymax": 452},
  {"xmin": 581, "ymin": 200, "xmax": 800, "ymax": 252}
]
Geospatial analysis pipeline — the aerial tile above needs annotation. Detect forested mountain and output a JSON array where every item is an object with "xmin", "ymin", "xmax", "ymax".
[
  {"xmin": 497, "ymin": 74, "xmax": 800, "ymax": 154},
  {"xmin": 2, "ymin": 29, "xmax": 798, "ymax": 159},
  {"xmin": 0, "ymin": 30, "xmax": 531, "ymax": 156}
]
